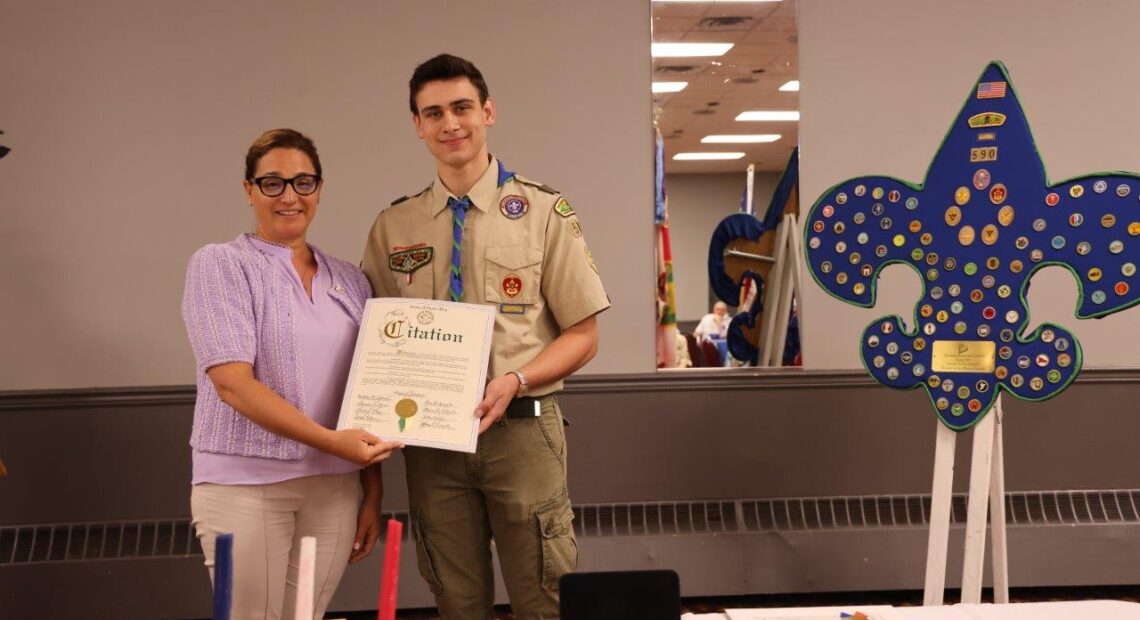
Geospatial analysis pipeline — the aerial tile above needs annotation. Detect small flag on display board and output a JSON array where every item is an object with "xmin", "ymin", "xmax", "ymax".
[{"xmin": 977, "ymin": 81, "xmax": 1007, "ymax": 99}]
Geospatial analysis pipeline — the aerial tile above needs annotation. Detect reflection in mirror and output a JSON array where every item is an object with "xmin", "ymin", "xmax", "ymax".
[{"xmin": 651, "ymin": 0, "xmax": 801, "ymax": 370}]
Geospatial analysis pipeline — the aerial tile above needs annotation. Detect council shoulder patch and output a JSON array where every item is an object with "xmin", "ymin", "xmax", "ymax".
[
  {"xmin": 554, "ymin": 197, "xmax": 575, "ymax": 218},
  {"xmin": 388, "ymin": 246, "xmax": 434, "ymax": 273}
]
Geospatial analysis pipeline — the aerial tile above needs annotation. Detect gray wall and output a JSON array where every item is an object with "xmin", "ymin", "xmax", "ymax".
[
  {"xmin": 665, "ymin": 172, "xmax": 780, "ymax": 322},
  {"xmin": 799, "ymin": 0, "xmax": 1140, "ymax": 370},
  {"xmin": 8, "ymin": 0, "xmax": 1140, "ymax": 389},
  {"xmin": 5, "ymin": 373, "xmax": 1140, "ymax": 617},
  {"xmin": 0, "ymin": 0, "xmax": 653, "ymax": 390}
]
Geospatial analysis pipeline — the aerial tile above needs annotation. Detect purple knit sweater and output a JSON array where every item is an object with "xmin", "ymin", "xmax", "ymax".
[{"xmin": 182, "ymin": 234, "xmax": 371, "ymax": 460}]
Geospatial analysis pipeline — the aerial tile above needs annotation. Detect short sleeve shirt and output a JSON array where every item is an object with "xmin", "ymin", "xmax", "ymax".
[{"xmin": 361, "ymin": 156, "xmax": 609, "ymax": 395}]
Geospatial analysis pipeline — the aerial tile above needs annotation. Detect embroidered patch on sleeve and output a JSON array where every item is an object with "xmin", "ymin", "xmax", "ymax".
[{"xmin": 553, "ymin": 197, "xmax": 575, "ymax": 218}]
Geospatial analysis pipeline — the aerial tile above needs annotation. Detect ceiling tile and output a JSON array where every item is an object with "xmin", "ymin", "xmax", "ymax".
[{"xmin": 652, "ymin": 0, "xmax": 799, "ymax": 173}]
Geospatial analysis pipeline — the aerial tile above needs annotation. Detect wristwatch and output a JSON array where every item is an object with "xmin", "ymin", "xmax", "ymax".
[{"xmin": 509, "ymin": 370, "xmax": 529, "ymax": 397}]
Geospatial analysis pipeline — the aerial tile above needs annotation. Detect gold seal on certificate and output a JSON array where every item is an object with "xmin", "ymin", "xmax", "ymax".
[{"xmin": 336, "ymin": 298, "xmax": 495, "ymax": 453}]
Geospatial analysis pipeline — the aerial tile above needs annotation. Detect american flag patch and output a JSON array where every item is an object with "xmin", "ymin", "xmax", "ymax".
[{"xmin": 977, "ymin": 81, "xmax": 1007, "ymax": 99}]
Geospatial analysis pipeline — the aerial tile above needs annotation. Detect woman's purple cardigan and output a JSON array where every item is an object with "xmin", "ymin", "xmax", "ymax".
[{"xmin": 182, "ymin": 234, "xmax": 371, "ymax": 460}]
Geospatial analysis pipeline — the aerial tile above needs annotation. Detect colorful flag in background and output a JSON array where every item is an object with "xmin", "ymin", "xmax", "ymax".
[{"xmin": 655, "ymin": 128, "xmax": 679, "ymax": 368}]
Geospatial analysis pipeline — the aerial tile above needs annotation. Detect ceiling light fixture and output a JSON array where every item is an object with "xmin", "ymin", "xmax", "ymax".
[
  {"xmin": 673, "ymin": 152, "xmax": 746, "ymax": 161},
  {"xmin": 779, "ymin": 80, "xmax": 800, "ymax": 92},
  {"xmin": 701, "ymin": 134, "xmax": 781, "ymax": 144},
  {"xmin": 651, "ymin": 43, "xmax": 734, "ymax": 58},
  {"xmin": 735, "ymin": 110, "xmax": 800, "ymax": 121},
  {"xmin": 652, "ymin": 81, "xmax": 688, "ymax": 93}
]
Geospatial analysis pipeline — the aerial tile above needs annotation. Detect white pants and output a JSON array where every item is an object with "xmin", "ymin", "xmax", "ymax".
[{"xmin": 191, "ymin": 472, "xmax": 362, "ymax": 620}]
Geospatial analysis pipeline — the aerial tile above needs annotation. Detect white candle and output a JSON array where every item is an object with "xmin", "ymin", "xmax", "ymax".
[{"xmin": 294, "ymin": 536, "xmax": 316, "ymax": 620}]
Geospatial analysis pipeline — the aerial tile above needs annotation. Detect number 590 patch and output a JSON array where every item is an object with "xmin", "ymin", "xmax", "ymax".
[{"xmin": 970, "ymin": 146, "xmax": 998, "ymax": 162}]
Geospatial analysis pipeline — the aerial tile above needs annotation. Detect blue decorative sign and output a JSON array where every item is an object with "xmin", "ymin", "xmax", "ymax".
[{"xmin": 804, "ymin": 62, "xmax": 1140, "ymax": 430}]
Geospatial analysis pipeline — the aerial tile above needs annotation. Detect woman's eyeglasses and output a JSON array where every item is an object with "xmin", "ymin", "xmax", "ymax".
[{"xmin": 251, "ymin": 174, "xmax": 321, "ymax": 197}]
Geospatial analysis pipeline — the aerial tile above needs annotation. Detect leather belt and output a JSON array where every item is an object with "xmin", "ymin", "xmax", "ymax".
[
  {"xmin": 503, "ymin": 395, "xmax": 569, "ymax": 426},
  {"xmin": 505, "ymin": 396, "xmax": 544, "ymax": 419}
]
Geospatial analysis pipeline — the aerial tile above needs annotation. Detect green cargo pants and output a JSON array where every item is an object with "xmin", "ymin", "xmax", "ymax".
[{"xmin": 404, "ymin": 395, "xmax": 577, "ymax": 620}]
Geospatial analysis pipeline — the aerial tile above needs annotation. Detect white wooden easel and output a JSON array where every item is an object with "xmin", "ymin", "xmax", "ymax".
[
  {"xmin": 758, "ymin": 212, "xmax": 804, "ymax": 367},
  {"xmin": 923, "ymin": 395, "xmax": 1009, "ymax": 605}
]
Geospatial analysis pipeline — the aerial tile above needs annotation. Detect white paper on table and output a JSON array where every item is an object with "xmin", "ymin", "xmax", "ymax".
[
  {"xmin": 947, "ymin": 600, "xmax": 1140, "ymax": 620},
  {"xmin": 726, "ymin": 605, "xmax": 905, "ymax": 620},
  {"xmin": 724, "ymin": 600, "xmax": 1140, "ymax": 620}
]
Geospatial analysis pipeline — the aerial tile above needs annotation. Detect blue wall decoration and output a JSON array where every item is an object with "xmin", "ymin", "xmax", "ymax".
[
  {"xmin": 708, "ymin": 148, "xmax": 801, "ymax": 365},
  {"xmin": 804, "ymin": 61, "xmax": 1140, "ymax": 431}
]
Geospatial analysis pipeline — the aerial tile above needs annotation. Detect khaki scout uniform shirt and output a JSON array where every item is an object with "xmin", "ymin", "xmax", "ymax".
[{"xmin": 361, "ymin": 156, "xmax": 609, "ymax": 396}]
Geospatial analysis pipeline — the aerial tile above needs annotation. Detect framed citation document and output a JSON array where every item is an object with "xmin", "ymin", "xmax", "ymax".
[{"xmin": 336, "ymin": 298, "xmax": 495, "ymax": 453}]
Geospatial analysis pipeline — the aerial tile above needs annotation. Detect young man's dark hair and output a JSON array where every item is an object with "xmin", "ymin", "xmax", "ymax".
[{"xmin": 408, "ymin": 53, "xmax": 490, "ymax": 114}]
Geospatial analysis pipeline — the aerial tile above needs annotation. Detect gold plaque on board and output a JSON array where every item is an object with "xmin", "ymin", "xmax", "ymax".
[{"xmin": 931, "ymin": 340, "xmax": 996, "ymax": 373}]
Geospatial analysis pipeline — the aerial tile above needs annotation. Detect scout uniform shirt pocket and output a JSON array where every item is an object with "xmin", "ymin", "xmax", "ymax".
[
  {"xmin": 388, "ymin": 245, "xmax": 435, "ymax": 299},
  {"xmin": 484, "ymin": 245, "xmax": 543, "ymax": 312}
]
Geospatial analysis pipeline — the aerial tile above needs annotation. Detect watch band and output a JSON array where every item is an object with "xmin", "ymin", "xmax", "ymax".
[{"xmin": 510, "ymin": 370, "xmax": 529, "ymax": 397}]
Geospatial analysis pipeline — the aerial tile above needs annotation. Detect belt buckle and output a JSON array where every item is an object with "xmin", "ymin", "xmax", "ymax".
[{"xmin": 506, "ymin": 396, "xmax": 541, "ymax": 419}]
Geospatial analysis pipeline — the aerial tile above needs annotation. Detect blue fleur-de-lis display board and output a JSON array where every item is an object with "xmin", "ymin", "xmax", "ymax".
[{"xmin": 804, "ymin": 61, "xmax": 1140, "ymax": 431}]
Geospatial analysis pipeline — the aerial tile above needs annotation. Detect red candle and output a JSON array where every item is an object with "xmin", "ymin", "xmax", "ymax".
[{"xmin": 376, "ymin": 518, "xmax": 403, "ymax": 620}]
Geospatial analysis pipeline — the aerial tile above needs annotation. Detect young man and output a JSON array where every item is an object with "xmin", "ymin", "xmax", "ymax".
[{"xmin": 361, "ymin": 54, "xmax": 609, "ymax": 619}]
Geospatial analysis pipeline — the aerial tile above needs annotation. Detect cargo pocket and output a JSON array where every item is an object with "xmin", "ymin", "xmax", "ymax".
[
  {"xmin": 536, "ymin": 495, "xmax": 578, "ymax": 592},
  {"xmin": 410, "ymin": 510, "xmax": 445, "ymax": 595},
  {"xmin": 484, "ymin": 245, "xmax": 543, "ymax": 304}
]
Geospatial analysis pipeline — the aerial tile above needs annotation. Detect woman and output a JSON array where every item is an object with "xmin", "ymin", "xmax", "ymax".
[{"xmin": 182, "ymin": 128, "xmax": 401, "ymax": 620}]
